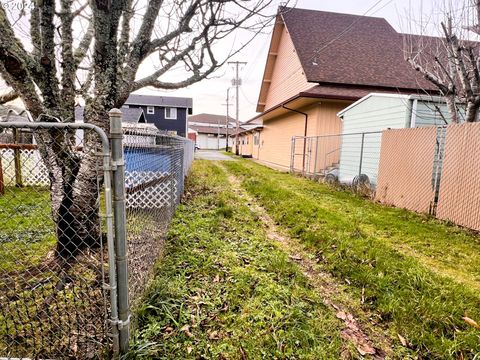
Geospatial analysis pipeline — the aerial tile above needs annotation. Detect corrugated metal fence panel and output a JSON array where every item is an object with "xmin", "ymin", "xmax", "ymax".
[
  {"xmin": 436, "ymin": 122, "xmax": 480, "ymax": 231},
  {"xmin": 375, "ymin": 127, "xmax": 438, "ymax": 213}
]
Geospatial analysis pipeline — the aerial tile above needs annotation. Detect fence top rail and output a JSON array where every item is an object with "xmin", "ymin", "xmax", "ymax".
[
  {"xmin": 123, "ymin": 128, "xmax": 194, "ymax": 141},
  {"xmin": 0, "ymin": 121, "xmax": 110, "ymax": 155},
  {"xmin": 0, "ymin": 143, "xmax": 38, "ymax": 150},
  {"xmin": 292, "ymin": 130, "xmax": 384, "ymax": 140}
]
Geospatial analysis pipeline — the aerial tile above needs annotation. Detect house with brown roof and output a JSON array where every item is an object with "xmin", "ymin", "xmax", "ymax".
[
  {"xmin": 188, "ymin": 113, "xmax": 235, "ymax": 149},
  {"xmin": 248, "ymin": 7, "xmax": 438, "ymax": 171}
]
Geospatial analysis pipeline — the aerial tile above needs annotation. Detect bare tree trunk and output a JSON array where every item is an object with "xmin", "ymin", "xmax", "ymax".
[{"xmin": 36, "ymin": 127, "xmax": 102, "ymax": 260}]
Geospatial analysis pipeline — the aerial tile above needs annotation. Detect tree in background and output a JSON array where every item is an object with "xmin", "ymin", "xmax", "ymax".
[
  {"xmin": 405, "ymin": 0, "xmax": 480, "ymax": 123},
  {"xmin": 0, "ymin": 0, "xmax": 281, "ymax": 259}
]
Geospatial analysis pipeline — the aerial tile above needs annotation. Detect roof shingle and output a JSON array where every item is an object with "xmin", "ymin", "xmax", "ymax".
[
  {"xmin": 188, "ymin": 113, "xmax": 235, "ymax": 125},
  {"xmin": 75, "ymin": 106, "xmax": 146, "ymax": 123},
  {"xmin": 125, "ymin": 94, "xmax": 193, "ymax": 108},
  {"xmin": 281, "ymin": 7, "xmax": 436, "ymax": 91}
]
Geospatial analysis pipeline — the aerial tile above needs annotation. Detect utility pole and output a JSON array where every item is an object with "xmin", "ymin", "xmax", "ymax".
[
  {"xmin": 222, "ymin": 87, "xmax": 233, "ymax": 151},
  {"xmin": 228, "ymin": 61, "xmax": 247, "ymax": 155},
  {"xmin": 217, "ymin": 115, "xmax": 220, "ymax": 150}
]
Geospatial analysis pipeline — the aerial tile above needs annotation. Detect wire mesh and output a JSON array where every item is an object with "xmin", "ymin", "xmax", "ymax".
[
  {"xmin": 290, "ymin": 131, "xmax": 382, "ymax": 188},
  {"xmin": 432, "ymin": 122, "xmax": 480, "ymax": 230},
  {"xmin": 0, "ymin": 123, "xmax": 111, "ymax": 359},
  {"xmin": 122, "ymin": 124, "xmax": 194, "ymax": 309},
  {"xmin": 375, "ymin": 127, "xmax": 439, "ymax": 213}
]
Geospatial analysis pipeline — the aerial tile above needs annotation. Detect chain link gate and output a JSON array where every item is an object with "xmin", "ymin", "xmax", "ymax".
[
  {"xmin": 0, "ymin": 109, "xmax": 194, "ymax": 358},
  {"xmin": 0, "ymin": 115, "xmax": 126, "ymax": 359}
]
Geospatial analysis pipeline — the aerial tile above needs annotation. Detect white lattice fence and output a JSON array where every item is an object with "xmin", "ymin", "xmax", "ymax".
[
  {"xmin": 0, "ymin": 148, "xmax": 49, "ymax": 187},
  {"xmin": 125, "ymin": 170, "xmax": 178, "ymax": 209}
]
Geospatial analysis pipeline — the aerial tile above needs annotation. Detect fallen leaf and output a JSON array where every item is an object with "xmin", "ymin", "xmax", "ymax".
[
  {"xmin": 336, "ymin": 311, "xmax": 347, "ymax": 320},
  {"xmin": 463, "ymin": 316, "xmax": 480, "ymax": 329},
  {"xmin": 180, "ymin": 324, "xmax": 194, "ymax": 338},
  {"xmin": 164, "ymin": 326, "xmax": 174, "ymax": 333},
  {"xmin": 213, "ymin": 274, "xmax": 220, "ymax": 282},
  {"xmin": 187, "ymin": 346, "xmax": 193, "ymax": 354},
  {"xmin": 356, "ymin": 343, "xmax": 376, "ymax": 355},
  {"xmin": 209, "ymin": 330, "xmax": 220, "ymax": 340},
  {"xmin": 398, "ymin": 334, "xmax": 407, "ymax": 347}
]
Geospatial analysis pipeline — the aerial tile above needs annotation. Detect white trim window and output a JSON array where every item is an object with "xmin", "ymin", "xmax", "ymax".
[
  {"xmin": 165, "ymin": 107, "xmax": 177, "ymax": 119},
  {"xmin": 147, "ymin": 106, "xmax": 155, "ymax": 114}
]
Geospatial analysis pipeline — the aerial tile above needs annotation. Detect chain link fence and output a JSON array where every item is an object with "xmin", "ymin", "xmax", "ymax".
[
  {"xmin": 122, "ymin": 123, "xmax": 194, "ymax": 308},
  {"xmin": 290, "ymin": 131, "xmax": 382, "ymax": 190},
  {"xmin": 0, "ymin": 121, "xmax": 113, "ymax": 359},
  {"xmin": 0, "ymin": 110, "xmax": 194, "ymax": 358}
]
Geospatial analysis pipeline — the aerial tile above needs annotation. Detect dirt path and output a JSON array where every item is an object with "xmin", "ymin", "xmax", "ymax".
[{"xmin": 220, "ymin": 164, "xmax": 395, "ymax": 359}]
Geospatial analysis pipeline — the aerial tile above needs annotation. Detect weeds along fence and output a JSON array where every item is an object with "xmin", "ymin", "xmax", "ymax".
[
  {"xmin": 0, "ymin": 110, "xmax": 193, "ymax": 359},
  {"xmin": 290, "ymin": 131, "xmax": 383, "ymax": 188}
]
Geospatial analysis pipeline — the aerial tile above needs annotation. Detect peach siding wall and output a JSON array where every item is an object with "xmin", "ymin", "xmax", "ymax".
[
  {"xmin": 311, "ymin": 102, "xmax": 346, "ymax": 173},
  {"xmin": 264, "ymin": 28, "xmax": 311, "ymax": 110},
  {"xmin": 375, "ymin": 127, "xmax": 438, "ymax": 213},
  {"xmin": 257, "ymin": 102, "xmax": 344, "ymax": 170},
  {"xmin": 436, "ymin": 123, "xmax": 480, "ymax": 230},
  {"xmin": 252, "ymin": 132, "xmax": 260, "ymax": 159},
  {"xmin": 237, "ymin": 133, "xmax": 254, "ymax": 156}
]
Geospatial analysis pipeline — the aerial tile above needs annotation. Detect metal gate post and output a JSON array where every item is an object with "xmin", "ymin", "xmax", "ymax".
[
  {"xmin": 358, "ymin": 132, "xmax": 365, "ymax": 176},
  {"xmin": 109, "ymin": 109, "xmax": 130, "ymax": 354}
]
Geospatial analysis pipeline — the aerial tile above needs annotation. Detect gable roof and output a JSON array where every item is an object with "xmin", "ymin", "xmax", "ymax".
[
  {"xmin": 125, "ymin": 94, "xmax": 193, "ymax": 109},
  {"xmin": 283, "ymin": 8, "xmax": 434, "ymax": 89},
  {"xmin": 256, "ymin": 7, "xmax": 438, "ymax": 112},
  {"xmin": 75, "ymin": 106, "xmax": 146, "ymax": 123},
  {"xmin": 189, "ymin": 125, "xmax": 230, "ymax": 135},
  {"xmin": 188, "ymin": 113, "xmax": 235, "ymax": 125}
]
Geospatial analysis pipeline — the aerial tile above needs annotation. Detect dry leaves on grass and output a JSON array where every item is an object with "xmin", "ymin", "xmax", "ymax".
[
  {"xmin": 336, "ymin": 311, "xmax": 378, "ymax": 357},
  {"xmin": 463, "ymin": 316, "xmax": 480, "ymax": 330}
]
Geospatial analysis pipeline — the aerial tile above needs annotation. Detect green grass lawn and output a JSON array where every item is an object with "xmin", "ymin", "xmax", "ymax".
[
  {"xmin": 0, "ymin": 187, "xmax": 108, "ymax": 358},
  {"xmin": 0, "ymin": 187, "xmax": 56, "ymax": 273},
  {"xmin": 128, "ymin": 160, "xmax": 350, "ymax": 359},
  {"xmin": 222, "ymin": 158, "xmax": 480, "ymax": 359}
]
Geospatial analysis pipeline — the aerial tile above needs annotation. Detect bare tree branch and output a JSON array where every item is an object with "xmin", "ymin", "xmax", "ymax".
[
  {"xmin": 73, "ymin": 21, "xmax": 94, "ymax": 68},
  {"xmin": 405, "ymin": 0, "xmax": 480, "ymax": 122}
]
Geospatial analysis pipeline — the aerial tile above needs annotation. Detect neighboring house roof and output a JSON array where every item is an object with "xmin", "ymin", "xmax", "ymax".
[
  {"xmin": 337, "ymin": 92, "xmax": 448, "ymax": 117},
  {"xmin": 75, "ymin": 106, "xmax": 146, "ymax": 123},
  {"xmin": 125, "ymin": 94, "xmax": 193, "ymax": 109},
  {"xmin": 255, "ymin": 7, "xmax": 441, "ymax": 114},
  {"xmin": 189, "ymin": 125, "xmax": 230, "ymax": 135},
  {"xmin": 188, "ymin": 113, "xmax": 235, "ymax": 125},
  {"xmin": 281, "ymin": 8, "xmax": 434, "ymax": 90},
  {"xmin": 230, "ymin": 125, "xmax": 263, "ymax": 136},
  {"xmin": 300, "ymin": 84, "xmax": 420, "ymax": 101}
]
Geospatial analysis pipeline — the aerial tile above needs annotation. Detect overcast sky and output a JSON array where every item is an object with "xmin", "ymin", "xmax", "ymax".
[
  {"xmin": 138, "ymin": 0, "xmax": 445, "ymax": 122},
  {"xmin": 1, "ymin": 0, "xmax": 467, "ymax": 121}
]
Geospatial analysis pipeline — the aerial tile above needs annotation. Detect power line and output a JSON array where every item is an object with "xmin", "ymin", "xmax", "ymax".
[{"xmin": 240, "ymin": 87, "xmax": 257, "ymax": 106}]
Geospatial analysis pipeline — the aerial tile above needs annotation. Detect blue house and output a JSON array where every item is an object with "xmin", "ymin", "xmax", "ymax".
[{"xmin": 124, "ymin": 94, "xmax": 193, "ymax": 137}]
